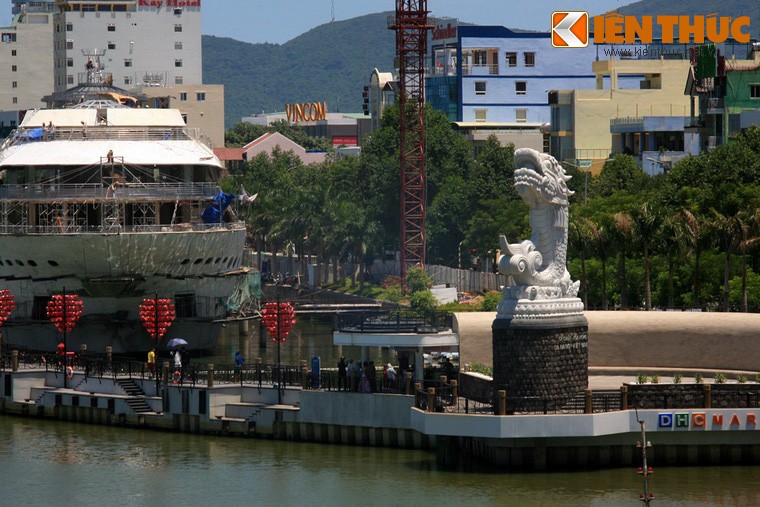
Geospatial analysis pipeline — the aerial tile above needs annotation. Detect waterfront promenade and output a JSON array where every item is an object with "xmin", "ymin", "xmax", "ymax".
[{"xmin": 3, "ymin": 308, "xmax": 760, "ymax": 470}]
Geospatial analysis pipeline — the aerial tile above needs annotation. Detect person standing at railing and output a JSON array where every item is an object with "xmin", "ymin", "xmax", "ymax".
[
  {"xmin": 385, "ymin": 363, "xmax": 397, "ymax": 392},
  {"xmin": 347, "ymin": 359, "xmax": 358, "ymax": 392},
  {"xmin": 337, "ymin": 356, "xmax": 347, "ymax": 391},
  {"xmin": 234, "ymin": 351, "xmax": 244, "ymax": 382}
]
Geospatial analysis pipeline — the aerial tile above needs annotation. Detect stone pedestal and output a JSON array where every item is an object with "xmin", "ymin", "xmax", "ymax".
[{"xmin": 492, "ymin": 313, "xmax": 588, "ymax": 411}]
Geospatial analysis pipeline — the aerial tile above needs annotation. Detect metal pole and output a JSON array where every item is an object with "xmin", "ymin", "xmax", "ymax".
[
  {"xmin": 63, "ymin": 286, "xmax": 67, "ymax": 389},
  {"xmin": 154, "ymin": 290, "xmax": 158, "ymax": 342},
  {"xmin": 277, "ymin": 281, "xmax": 281, "ymax": 405}
]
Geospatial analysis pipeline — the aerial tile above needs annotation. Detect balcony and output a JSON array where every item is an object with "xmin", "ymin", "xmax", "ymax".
[{"xmin": 461, "ymin": 63, "xmax": 498, "ymax": 75}]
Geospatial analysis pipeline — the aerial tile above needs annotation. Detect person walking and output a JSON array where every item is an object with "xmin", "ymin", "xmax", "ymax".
[{"xmin": 147, "ymin": 348, "xmax": 156, "ymax": 379}]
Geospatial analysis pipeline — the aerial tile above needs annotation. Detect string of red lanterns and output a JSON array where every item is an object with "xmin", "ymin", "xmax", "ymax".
[
  {"xmin": 138, "ymin": 296, "xmax": 176, "ymax": 340},
  {"xmin": 261, "ymin": 301, "xmax": 296, "ymax": 342},
  {"xmin": 46, "ymin": 293, "xmax": 83, "ymax": 333},
  {"xmin": 0, "ymin": 290, "xmax": 16, "ymax": 326}
]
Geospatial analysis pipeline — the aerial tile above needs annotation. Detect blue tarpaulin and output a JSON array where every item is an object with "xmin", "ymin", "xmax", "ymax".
[
  {"xmin": 19, "ymin": 128, "xmax": 44, "ymax": 141},
  {"xmin": 201, "ymin": 191, "xmax": 236, "ymax": 223}
]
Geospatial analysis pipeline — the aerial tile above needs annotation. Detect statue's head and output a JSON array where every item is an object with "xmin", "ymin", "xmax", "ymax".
[{"xmin": 513, "ymin": 148, "xmax": 573, "ymax": 207}]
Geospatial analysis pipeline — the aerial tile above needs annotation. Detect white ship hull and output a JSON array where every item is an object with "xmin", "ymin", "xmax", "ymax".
[{"xmin": 0, "ymin": 226, "xmax": 247, "ymax": 353}]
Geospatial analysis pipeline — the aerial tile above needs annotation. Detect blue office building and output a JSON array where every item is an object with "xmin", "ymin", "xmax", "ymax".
[{"xmin": 426, "ymin": 21, "xmax": 640, "ymax": 150}]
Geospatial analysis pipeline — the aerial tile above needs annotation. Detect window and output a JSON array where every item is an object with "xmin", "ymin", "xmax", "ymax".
[
  {"xmin": 124, "ymin": 59, "xmax": 132, "ymax": 67},
  {"xmin": 179, "ymin": 92, "xmax": 187, "ymax": 101},
  {"xmin": 506, "ymin": 52, "xmax": 517, "ymax": 67},
  {"xmin": 175, "ymin": 75, "xmax": 183, "ymax": 84},
  {"xmin": 473, "ymin": 50, "xmax": 487, "ymax": 65},
  {"xmin": 1, "ymin": 33, "xmax": 16, "ymax": 43},
  {"xmin": 174, "ymin": 24, "xmax": 182, "ymax": 32},
  {"xmin": 12, "ymin": 97, "xmax": 17, "ymax": 104},
  {"xmin": 516, "ymin": 108, "xmax": 527, "ymax": 122},
  {"xmin": 67, "ymin": 75, "xmax": 74, "ymax": 85},
  {"xmin": 175, "ymin": 59, "xmax": 182, "ymax": 67},
  {"xmin": 516, "ymin": 81, "xmax": 527, "ymax": 95},
  {"xmin": 181, "ymin": 113, "xmax": 188, "ymax": 124},
  {"xmin": 66, "ymin": 57, "xmax": 73, "ymax": 67},
  {"xmin": 474, "ymin": 108, "xmax": 487, "ymax": 122},
  {"xmin": 108, "ymin": 41, "xmax": 116, "ymax": 50},
  {"xmin": 474, "ymin": 81, "xmax": 486, "ymax": 95},
  {"xmin": 11, "ymin": 81, "xmax": 16, "ymax": 88},
  {"xmin": 11, "ymin": 65, "xmax": 16, "ymax": 72},
  {"xmin": 107, "ymin": 24, "xmax": 115, "ymax": 32},
  {"xmin": 196, "ymin": 92, "xmax": 206, "ymax": 101},
  {"xmin": 175, "ymin": 41, "xmax": 183, "ymax": 50},
  {"xmin": 66, "ymin": 22, "xmax": 73, "ymax": 31},
  {"xmin": 751, "ymin": 84, "xmax": 760, "ymax": 98},
  {"xmin": 124, "ymin": 76, "xmax": 132, "ymax": 85},
  {"xmin": 11, "ymin": 49, "xmax": 16, "ymax": 56},
  {"xmin": 524, "ymin": 52, "xmax": 535, "ymax": 67},
  {"xmin": 175, "ymin": 293, "xmax": 196, "ymax": 318},
  {"xmin": 174, "ymin": 8, "xmax": 183, "ymax": 15}
]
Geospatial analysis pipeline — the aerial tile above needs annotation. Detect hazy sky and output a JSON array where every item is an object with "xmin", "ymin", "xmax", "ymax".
[{"xmin": 0, "ymin": 0, "xmax": 638, "ymax": 44}]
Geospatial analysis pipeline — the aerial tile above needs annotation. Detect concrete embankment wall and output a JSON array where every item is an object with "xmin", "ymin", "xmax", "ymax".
[
  {"xmin": 0, "ymin": 372, "xmax": 433, "ymax": 449},
  {"xmin": 454, "ymin": 311, "xmax": 760, "ymax": 372}
]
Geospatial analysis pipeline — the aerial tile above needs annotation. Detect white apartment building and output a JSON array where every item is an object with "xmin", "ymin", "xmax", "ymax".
[
  {"xmin": 0, "ymin": 2, "xmax": 56, "ymax": 117},
  {"xmin": 53, "ymin": 0, "xmax": 202, "ymax": 91}
]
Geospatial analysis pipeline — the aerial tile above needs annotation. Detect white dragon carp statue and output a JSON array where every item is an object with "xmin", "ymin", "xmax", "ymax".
[{"xmin": 496, "ymin": 148, "xmax": 583, "ymax": 319}]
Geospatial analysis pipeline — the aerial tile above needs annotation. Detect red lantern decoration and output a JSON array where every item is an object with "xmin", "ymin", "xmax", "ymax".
[
  {"xmin": 138, "ymin": 295, "xmax": 176, "ymax": 340},
  {"xmin": 260, "ymin": 301, "xmax": 296, "ymax": 342},
  {"xmin": 0, "ymin": 290, "xmax": 16, "ymax": 326},
  {"xmin": 46, "ymin": 293, "xmax": 83, "ymax": 333}
]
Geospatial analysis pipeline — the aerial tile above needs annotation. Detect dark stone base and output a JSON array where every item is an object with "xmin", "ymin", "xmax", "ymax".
[{"xmin": 492, "ymin": 315, "xmax": 588, "ymax": 410}]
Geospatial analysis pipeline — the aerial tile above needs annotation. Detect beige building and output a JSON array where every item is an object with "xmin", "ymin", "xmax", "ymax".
[
  {"xmin": 52, "ymin": 0, "xmax": 202, "ymax": 92},
  {"xmin": 0, "ymin": 4, "xmax": 56, "ymax": 116},
  {"xmin": 138, "ymin": 84, "xmax": 225, "ymax": 148},
  {"xmin": 550, "ymin": 59, "xmax": 693, "ymax": 173}
]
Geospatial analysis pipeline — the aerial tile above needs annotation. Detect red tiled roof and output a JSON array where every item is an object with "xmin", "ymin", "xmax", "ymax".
[{"xmin": 213, "ymin": 147, "xmax": 245, "ymax": 161}]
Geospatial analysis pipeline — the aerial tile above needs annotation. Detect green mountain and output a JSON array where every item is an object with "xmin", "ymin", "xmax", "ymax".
[
  {"xmin": 203, "ymin": 12, "xmax": 396, "ymax": 129},
  {"xmin": 204, "ymin": 2, "xmax": 757, "ymax": 130}
]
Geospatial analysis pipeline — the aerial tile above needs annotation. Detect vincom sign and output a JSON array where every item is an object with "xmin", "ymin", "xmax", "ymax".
[{"xmin": 552, "ymin": 12, "xmax": 751, "ymax": 48}]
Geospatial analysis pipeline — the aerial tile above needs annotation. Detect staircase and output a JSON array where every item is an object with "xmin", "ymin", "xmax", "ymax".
[
  {"xmin": 116, "ymin": 378, "xmax": 145, "ymax": 397},
  {"xmin": 116, "ymin": 378, "xmax": 153, "ymax": 414}
]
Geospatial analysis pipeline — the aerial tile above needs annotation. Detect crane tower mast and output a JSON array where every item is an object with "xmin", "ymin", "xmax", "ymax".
[{"xmin": 389, "ymin": 0, "xmax": 432, "ymax": 284}]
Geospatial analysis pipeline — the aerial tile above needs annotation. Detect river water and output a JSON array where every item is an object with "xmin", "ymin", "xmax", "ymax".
[
  {"xmin": 1, "ymin": 416, "xmax": 759, "ymax": 506},
  {"xmin": 3, "ymin": 317, "xmax": 760, "ymax": 505}
]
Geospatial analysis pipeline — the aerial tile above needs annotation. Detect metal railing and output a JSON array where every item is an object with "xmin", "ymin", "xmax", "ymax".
[
  {"xmin": 336, "ymin": 309, "xmax": 454, "ymax": 334},
  {"xmin": 0, "ymin": 220, "xmax": 245, "ymax": 235},
  {"xmin": 3, "ymin": 126, "xmax": 209, "ymax": 148},
  {"xmin": 461, "ymin": 63, "xmax": 499, "ymax": 75},
  {"xmin": 0, "ymin": 182, "xmax": 220, "ymax": 202}
]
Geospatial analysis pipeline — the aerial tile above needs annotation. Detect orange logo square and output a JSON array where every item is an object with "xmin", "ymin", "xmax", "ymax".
[{"xmin": 552, "ymin": 11, "xmax": 589, "ymax": 48}]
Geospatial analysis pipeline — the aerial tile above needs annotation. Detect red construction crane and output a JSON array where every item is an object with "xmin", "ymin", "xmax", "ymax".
[{"xmin": 389, "ymin": 0, "xmax": 432, "ymax": 286}]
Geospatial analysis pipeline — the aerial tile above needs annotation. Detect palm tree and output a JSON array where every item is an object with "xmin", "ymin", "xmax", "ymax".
[
  {"xmin": 630, "ymin": 202, "xmax": 661, "ymax": 310},
  {"xmin": 568, "ymin": 216, "xmax": 592, "ymax": 308},
  {"xmin": 612, "ymin": 211, "xmax": 634, "ymax": 309},
  {"xmin": 678, "ymin": 209, "xmax": 712, "ymax": 309},
  {"xmin": 737, "ymin": 209, "xmax": 760, "ymax": 312},
  {"xmin": 587, "ymin": 219, "xmax": 611, "ymax": 310},
  {"xmin": 711, "ymin": 209, "xmax": 742, "ymax": 311},
  {"xmin": 660, "ymin": 212, "xmax": 681, "ymax": 309}
]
